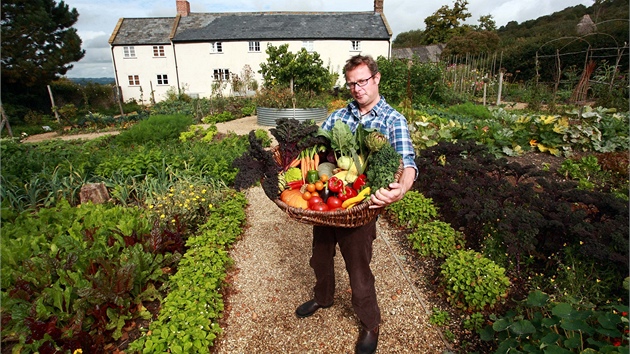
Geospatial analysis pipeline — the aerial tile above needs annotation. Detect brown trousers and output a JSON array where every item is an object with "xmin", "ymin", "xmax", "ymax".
[{"xmin": 310, "ymin": 219, "xmax": 381, "ymax": 330}]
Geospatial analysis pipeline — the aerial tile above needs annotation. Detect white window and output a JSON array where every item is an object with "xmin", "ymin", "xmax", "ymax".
[
  {"xmin": 153, "ymin": 45, "xmax": 165, "ymax": 57},
  {"xmin": 249, "ymin": 41, "xmax": 260, "ymax": 52},
  {"xmin": 123, "ymin": 46, "xmax": 136, "ymax": 58},
  {"xmin": 156, "ymin": 74, "xmax": 168, "ymax": 85},
  {"xmin": 213, "ymin": 69, "xmax": 230, "ymax": 81},
  {"xmin": 351, "ymin": 41, "xmax": 361, "ymax": 51},
  {"xmin": 210, "ymin": 42, "xmax": 223, "ymax": 53},
  {"xmin": 302, "ymin": 41, "xmax": 314, "ymax": 52},
  {"xmin": 128, "ymin": 75, "xmax": 140, "ymax": 86}
]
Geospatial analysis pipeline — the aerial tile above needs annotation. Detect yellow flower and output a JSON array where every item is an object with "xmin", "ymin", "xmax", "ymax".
[
  {"xmin": 209, "ymin": 204, "xmax": 213, "ymax": 209},
  {"xmin": 201, "ymin": 198, "xmax": 206, "ymax": 202},
  {"xmin": 529, "ymin": 139, "xmax": 538, "ymax": 147},
  {"xmin": 73, "ymin": 350, "xmax": 83, "ymax": 354},
  {"xmin": 149, "ymin": 205, "xmax": 154, "ymax": 209},
  {"xmin": 160, "ymin": 214, "xmax": 165, "ymax": 219},
  {"xmin": 201, "ymin": 189, "xmax": 207, "ymax": 194}
]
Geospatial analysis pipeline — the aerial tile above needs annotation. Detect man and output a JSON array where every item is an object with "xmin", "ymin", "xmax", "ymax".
[{"xmin": 295, "ymin": 54, "xmax": 417, "ymax": 354}]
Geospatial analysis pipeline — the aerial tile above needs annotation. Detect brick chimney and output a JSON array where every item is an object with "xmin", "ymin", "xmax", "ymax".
[
  {"xmin": 374, "ymin": 0, "xmax": 384, "ymax": 13},
  {"xmin": 176, "ymin": 0, "xmax": 190, "ymax": 16}
]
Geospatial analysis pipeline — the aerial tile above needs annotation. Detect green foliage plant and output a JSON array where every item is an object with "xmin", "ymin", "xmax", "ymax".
[
  {"xmin": 113, "ymin": 114, "xmax": 192, "ymax": 146},
  {"xmin": 464, "ymin": 312, "xmax": 485, "ymax": 332},
  {"xmin": 441, "ymin": 249, "xmax": 510, "ymax": 312},
  {"xmin": 430, "ymin": 307, "xmax": 452, "ymax": 326},
  {"xmin": 480, "ymin": 290, "xmax": 629, "ymax": 353},
  {"xmin": 179, "ymin": 124, "xmax": 218, "ymax": 143},
  {"xmin": 1, "ymin": 200, "xmax": 179, "ymax": 351},
  {"xmin": 408, "ymin": 220, "xmax": 464, "ymax": 259},
  {"xmin": 129, "ymin": 192, "xmax": 247, "ymax": 353},
  {"xmin": 386, "ymin": 190, "xmax": 438, "ymax": 229}
]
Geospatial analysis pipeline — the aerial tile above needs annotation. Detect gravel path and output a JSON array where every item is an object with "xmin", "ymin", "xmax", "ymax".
[{"xmin": 213, "ymin": 186, "xmax": 451, "ymax": 354}]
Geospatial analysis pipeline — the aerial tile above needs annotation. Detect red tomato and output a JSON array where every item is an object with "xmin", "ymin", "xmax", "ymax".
[
  {"xmin": 326, "ymin": 196, "xmax": 342, "ymax": 209},
  {"xmin": 310, "ymin": 202, "xmax": 329, "ymax": 212},
  {"xmin": 308, "ymin": 196, "xmax": 323, "ymax": 207}
]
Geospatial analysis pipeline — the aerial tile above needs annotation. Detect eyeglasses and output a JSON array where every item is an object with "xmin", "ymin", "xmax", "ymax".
[{"xmin": 345, "ymin": 73, "xmax": 377, "ymax": 90}]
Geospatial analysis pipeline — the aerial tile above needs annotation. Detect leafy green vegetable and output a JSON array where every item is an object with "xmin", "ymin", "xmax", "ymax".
[{"xmin": 365, "ymin": 144, "xmax": 401, "ymax": 191}]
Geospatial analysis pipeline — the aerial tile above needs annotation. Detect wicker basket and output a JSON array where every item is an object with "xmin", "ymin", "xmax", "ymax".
[{"xmin": 270, "ymin": 146, "xmax": 403, "ymax": 228}]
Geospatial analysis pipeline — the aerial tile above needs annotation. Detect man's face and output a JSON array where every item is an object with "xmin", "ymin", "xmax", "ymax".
[{"xmin": 345, "ymin": 64, "xmax": 380, "ymax": 108}]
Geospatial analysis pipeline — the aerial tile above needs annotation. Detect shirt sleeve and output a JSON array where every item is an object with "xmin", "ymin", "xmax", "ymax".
[{"xmin": 389, "ymin": 115, "xmax": 418, "ymax": 180}]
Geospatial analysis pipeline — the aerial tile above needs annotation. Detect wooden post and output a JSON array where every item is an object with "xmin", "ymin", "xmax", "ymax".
[
  {"xmin": 483, "ymin": 75, "xmax": 488, "ymax": 106},
  {"xmin": 0, "ymin": 102, "xmax": 13, "ymax": 137},
  {"xmin": 47, "ymin": 85, "xmax": 60, "ymax": 123},
  {"xmin": 114, "ymin": 85, "xmax": 125, "ymax": 117},
  {"xmin": 496, "ymin": 71, "xmax": 504, "ymax": 106}
]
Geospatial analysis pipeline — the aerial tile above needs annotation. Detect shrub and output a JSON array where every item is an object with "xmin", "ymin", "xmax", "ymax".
[
  {"xmin": 480, "ymin": 290, "xmax": 629, "ymax": 353},
  {"xmin": 408, "ymin": 220, "xmax": 464, "ymax": 258},
  {"xmin": 386, "ymin": 190, "xmax": 438, "ymax": 229},
  {"xmin": 441, "ymin": 249, "xmax": 510, "ymax": 311}
]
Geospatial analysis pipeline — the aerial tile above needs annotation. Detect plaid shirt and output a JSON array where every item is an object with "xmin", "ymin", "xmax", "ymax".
[{"xmin": 321, "ymin": 97, "xmax": 417, "ymax": 177}]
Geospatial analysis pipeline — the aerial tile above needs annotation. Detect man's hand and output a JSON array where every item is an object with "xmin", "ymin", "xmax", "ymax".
[
  {"xmin": 368, "ymin": 167, "xmax": 416, "ymax": 209},
  {"xmin": 369, "ymin": 183, "xmax": 405, "ymax": 209}
]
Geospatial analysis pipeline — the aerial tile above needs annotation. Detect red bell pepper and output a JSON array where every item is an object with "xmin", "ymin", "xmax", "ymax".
[
  {"xmin": 337, "ymin": 185, "xmax": 358, "ymax": 202},
  {"xmin": 352, "ymin": 174, "xmax": 367, "ymax": 191},
  {"xmin": 327, "ymin": 176, "xmax": 344, "ymax": 193}
]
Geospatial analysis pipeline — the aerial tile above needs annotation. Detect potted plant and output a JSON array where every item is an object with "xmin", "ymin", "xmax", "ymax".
[{"xmin": 255, "ymin": 44, "xmax": 336, "ymax": 126}]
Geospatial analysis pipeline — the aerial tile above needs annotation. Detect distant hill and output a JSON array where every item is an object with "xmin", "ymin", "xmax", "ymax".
[{"xmin": 68, "ymin": 77, "xmax": 116, "ymax": 85}]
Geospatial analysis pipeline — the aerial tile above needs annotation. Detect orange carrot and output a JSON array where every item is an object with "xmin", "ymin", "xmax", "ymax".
[
  {"xmin": 301, "ymin": 156, "xmax": 308, "ymax": 182},
  {"xmin": 289, "ymin": 157, "xmax": 301, "ymax": 168},
  {"xmin": 313, "ymin": 153, "xmax": 320, "ymax": 170}
]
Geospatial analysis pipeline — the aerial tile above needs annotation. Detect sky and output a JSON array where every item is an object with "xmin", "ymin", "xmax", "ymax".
[{"xmin": 62, "ymin": 0, "xmax": 594, "ymax": 78}]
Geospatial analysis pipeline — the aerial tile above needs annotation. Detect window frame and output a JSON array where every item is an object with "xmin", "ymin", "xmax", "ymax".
[
  {"xmin": 351, "ymin": 40, "xmax": 361, "ymax": 51},
  {"xmin": 153, "ymin": 45, "xmax": 165, "ymax": 57},
  {"xmin": 127, "ymin": 75, "xmax": 140, "ymax": 86},
  {"xmin": 210, "ymin": 42, "xmax": 223, "ymax": 53},
  {"xmin": 248, "ymin": 41, "xmax": 261, "ymax": 52},
  {"xmin": 123, "ymin": 46, "xmax": 136, "ymax": 58},
  {"xmin": 156, "ymin": 74, "xmax": 169, "ymax": 85},
  {"xmin": 302, "ymin": 41, "xmax": 314, "ymax": 52},
  {"xmin": 212, "ymin": 68, "xmax": 230, "ymax": 81}
]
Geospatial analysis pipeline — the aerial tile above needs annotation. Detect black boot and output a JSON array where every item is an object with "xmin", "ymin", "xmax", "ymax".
[{"xmin": 355, "ymin": 326, "xmax": 379, "ymax": 354}]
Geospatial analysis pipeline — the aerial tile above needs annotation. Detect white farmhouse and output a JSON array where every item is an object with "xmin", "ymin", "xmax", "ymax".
[{"xmin": 108, "ymin": 0, "xmax": 393, "ymax": 104}]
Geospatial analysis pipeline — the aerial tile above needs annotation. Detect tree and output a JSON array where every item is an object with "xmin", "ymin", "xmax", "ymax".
[
  {"xmin": 476, "ymin": 15, "xmax": 497, "ymax": 31},
  {"xmin": 441, "ymin": 31, "xmax": 500, "ymax": 58},
  {"xmin": 422, "ymin": 0, "xmax": 472, "ymax": 44},
  {"xmin": 258, "ymin": 44, "xmax": 334, "ymax": 94},
  {"xmin": 1, "ymin": 0, "xmax": 85, "ymax": 115}
]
